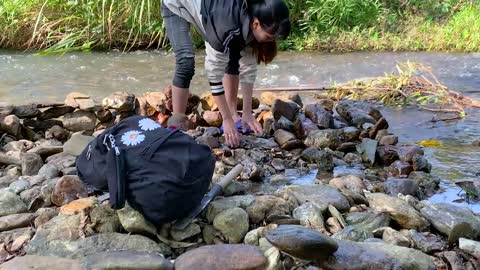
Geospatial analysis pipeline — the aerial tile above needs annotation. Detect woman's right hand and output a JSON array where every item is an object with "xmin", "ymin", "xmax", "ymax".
[{"xmin": 223, "ymin": 118, "xmax": 241, "ymax": 148}]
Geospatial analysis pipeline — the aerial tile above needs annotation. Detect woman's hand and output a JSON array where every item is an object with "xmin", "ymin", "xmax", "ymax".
[
  {"xmin": 242, "ymin": 113, "xmax": 263, "ymax": 135},
  {"xmin": 223, "ymin": 118, "xmax": 241, "ymax": 147}
]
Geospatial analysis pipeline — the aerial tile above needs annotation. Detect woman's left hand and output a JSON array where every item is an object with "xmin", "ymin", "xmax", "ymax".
[{"xmin": 242, "ymin": 113, "xmax": 263, "ymax": 135}]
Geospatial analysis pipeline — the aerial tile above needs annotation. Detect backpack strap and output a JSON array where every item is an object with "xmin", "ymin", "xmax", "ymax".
[
  {"xmin": 105, "ymin": 133, "xmax": 126, "ymax": 209},
  {"xmin": 142, "ymin": 129, "xmax": 180, "ymax": 160}
]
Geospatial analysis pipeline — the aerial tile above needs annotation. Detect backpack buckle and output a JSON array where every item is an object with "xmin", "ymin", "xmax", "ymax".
[{"xmin": 86, "ymin": 145, "xmax": 92, "ymax": 160}]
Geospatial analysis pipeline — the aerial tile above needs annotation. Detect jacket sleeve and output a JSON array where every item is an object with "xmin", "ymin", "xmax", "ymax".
[
  {"xmin": 205, "ymin": 42, "xmax": 229, "ymax": 96},
  {"xmin": 239, "ymin": 46, "xmax": 257, "ymax": 85}
]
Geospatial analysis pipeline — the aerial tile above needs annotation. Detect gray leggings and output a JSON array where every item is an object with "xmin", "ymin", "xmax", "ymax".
[{"xmin": 161, "ymin": 5, "xmax": 195, "ymax": 89}]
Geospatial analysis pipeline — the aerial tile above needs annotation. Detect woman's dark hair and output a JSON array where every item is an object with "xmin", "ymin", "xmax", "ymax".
[{"xmin": 247, "ymin": 0, "xmax": 291, "ymax": 64}]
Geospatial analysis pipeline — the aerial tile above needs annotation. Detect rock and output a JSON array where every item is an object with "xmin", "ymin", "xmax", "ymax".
[
  {"xmin": 206, "ymin": 195, "xmax": 256, "ymax": 223},
  {"xmin": 196, "ymin": 134, "xmax": 220, "ymax": 149},
  {"xmin": 385, "ymin": 178, "xmax": 418, "ymax": 196},
  {"xmin": 260, "ymin": 92, "xmax": 302, "ymax": 107},
  {"xmin": 213, "ymin": 207, "xmax": 249, "ymax": 243},
  {"xmin": 246, "ymin": 195, "xmax": 291, "ymax": 224},
  {"xmin": 200, "ymin": 93, "xmax": 218, "ymax": 111},
  {"xmin": 0, "ymin": 190, "xmax": 27, "ymax": 217},
  {"xmin": 323, "ymin": 240, "xmax": 435, "ymax": 270},
  {"xmin": 369, "ymin": 117, "xmax": 389, "ymax": 138},
  {"xmin": 388, "ymin": 160, "xmax": 413, "ymax": 177},
  {"xmin": 379, "ymin": 135, "xmax": 398, "ymax": 145},
  {"xmin": 9, "ymin": 179, "xmax": 31, "ymax": 194},
  {"xmin": 1, "ymin": 255, "xmax": 82, "ymax": 270},
  {"xmin": 169, "ymin": 223, "xmax": 201, "ymax": 241},
  {"xmin": 376, "ymin": 145, "xmax": 399, "ymax": 165},
  {"xmin": 272, "ymin": 99, "xmax": 300, "ymax": 121},
  {"xmin": 50, "ymin": 176, "xmax": 88, "ymax": 206},
  {"xmin": 382, "ymin": 227, "xmax": 411, "ymax": 247},
  {"xmin": 333, "ymin": 225, "xmax": 372, "ymax": 242},
  {"xmin": 0, "ymin": 102, "xmax": 14, "ymax": 116},
  {"xmin": 63, "ymin": 110, "xmax": 97, "ymax": 132},
  {"xmin": 28, "ymin": 145, "xmax": 63, "ymax": 158},
  {"xmin": 274, "ymin": 116, "xmax": 294, "ymax": 132},
  {"xmin": 345, "ymin": 212, "xmax": 390, "ymax": 233},
  {"xmin": 63, "ymin": 133, "xmax": 94, "ymax": 156},
  {"xmin": 65, "ymin": 92, "xmax": 96, "ymax": 110},
  {"xmin": 38, "ymin": 106, "xmax": 75, "ymax": 120},
  {"xmin": 459, "ymin": 238, "xmax": 480, "ymax": 259},
  {"xmin": 264, "ymin": 246, "xmax": 282, "ymax": 270},
  {"xmin": 83, "ymin": 251, "xmax": 174, "ymax": 270},
  {"xmin": 356, "ymin": 138, "xmax": 378, "ymax": 165},
  {"xmin": 419, "ymin": 202, "xmax": 480, "ymax": 244},
  {"xmin": 335, "ymin": 100, "xmax": 380, "ymax": 126},
  {"xmin": 0, "ymin": 114, "xmax": 22, "ymax": 137},
  {"xmin": 175, "ymin": 244, "xmax": 267, "ymax": 270},
  {"xmin": 409, "ymin": 171, "xmax": 440, "ymax": 196},
  {"xmin": 366, "ymin": 193, "xmax": 429, "ymax": 230},
  {"xmin": 409, "ymin": 230, "xmax": 447, "ymax": 253},
  {"xmin": 304, "ymin": 104, "xmax": 333, "ymax": 129},
  {"xmin": 305, "ymin": 129, "xmax": 341, "ymax": 150},
  {"xmin": 274, "ymin": 129, "xmax": 302, "ymax": 150},
  {"xmin": 276, "ymin": 185, "xmax": 350, "ymax": 212},
  {"xmin": 265, "ymin": 225, "xmax": 338, "ymax": 261},
  {"xmin": 0, "ymin": 213, "xmax": 36, "ymax": 232},
  {"xmin": 333, "ymin": 157, "xmax": 348, "ymax": 167},
  {"xmin": 23, "ymin": 119, "xmax": 64, "ymax": 131},
  {"xmin": 36, "ymin": 164, "xmax": 60, "ymax": 180},
  {"xmin": 34, "ymin": 208, "xmax": 58, "ymax": 228},
  {"xmin": 202, "ymin": 111, "xmax": 222, "ymax": 127},
  {"xmin": 117, "ymin": 203, "xmax": 157, "ymax": 236},
  {"xmin": 301, "ymin": 148, "xmax": 333, "ymax": 171},
  {"xmin": 397, "ymin": 145, "xmax": 424, "ymax": 163},
  {"xmin": 329, "ymin": 175, "xmax": 366, "ymax": 194},
  {"xmin": 20, "ymin": 152, "xmax": 43, "ymax": 176},
  {"xmin": 293, "ymin": 113, "xmax": 319, "ymax": 140},
  {"xmin": 13, "ymin": 104, "xmax": 40, "ymax": 118},
  {"xmin": 343, "ymin": 127, "xmax": 361, "ymax": 142},
  {"xmin": 343, "ymin": 153, "xmax": 362, "ymax": 164},
  {"xmin": 26, "ymin": 232, "xmax": 170, "ymax": 259},
  {"xmin": 102, "ymin": 91, "xmax": 135, "ymax": 112},
  {"xmin": 59, "ymin": 197, "xmax": 95, "ymax": 215},
  {"xmin": 89, "ymin": 204, "xmax": 120, "ymax": 233},
  {"xmin": 271, "ymin": 158, "xmax": 285, "ymax": 171},
  {"xmin": 293, "ymin": 202, "xmax": 325, "ymax": 232},
  {"xmin": 45, "ymin": 125, "xmax": 69, "ymax": 141},
  {"xmin": 412, "ymin": 154, "xmax": 432, "ymax": 173}
]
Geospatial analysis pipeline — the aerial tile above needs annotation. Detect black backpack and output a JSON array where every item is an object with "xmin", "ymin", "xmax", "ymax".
[{"xmin": 76, "ymin": 115, "xmax": 215, "ymax": 225}]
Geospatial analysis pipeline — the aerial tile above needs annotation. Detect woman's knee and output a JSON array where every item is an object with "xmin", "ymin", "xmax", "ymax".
[{"xmin": 173, "ymin": 56, "xmax": 195, "ymax": 88}]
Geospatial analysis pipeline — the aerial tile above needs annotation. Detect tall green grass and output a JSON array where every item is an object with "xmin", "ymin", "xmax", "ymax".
[{"xmin": 0, "ymin": 0, "xmax": 479, "ymax": 53}]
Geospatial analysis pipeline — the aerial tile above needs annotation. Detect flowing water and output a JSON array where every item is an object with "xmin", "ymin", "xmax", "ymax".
[{"xmin": 1, "ymin": 50, "xmax": 479, "ymax": 212}]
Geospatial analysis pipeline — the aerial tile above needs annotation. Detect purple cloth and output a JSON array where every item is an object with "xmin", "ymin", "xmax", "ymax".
[{"xmin": 220, "ymin": 119, "xmax": 253, "ymax": 134}]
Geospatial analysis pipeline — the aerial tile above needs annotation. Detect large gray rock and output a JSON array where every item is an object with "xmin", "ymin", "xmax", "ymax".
[
  {"xmin": 304, "ymin": 104, "xmax": 333, "ymax": 129},
  {"xmin": 329, "ymin": 175, "xmax": 366, "ymax": 194},
  {"xmin": 322, "ymin": 240, "xmax": 435, "ymax": 269},
  {"xmin": 0, "ymin": 190, "xmax": 27, "ymax": 217},
  {"xmin": 206, "ymin": 195, "xmax": 256, "ymax": 223},
  {"xmin": 83, "ymin": 251, "xmax": 174, "ymax": 270},
  {"xmin": 408, "ymin": 229, "xmax": 447, "ymax": 254},
  {"xmin": 9, "ymin": 179, "xmax": 31, "ymax": 194},
  {"xmin": 213, "ymin": 207, "xmax": 249, "ymax": 244},
  {"xmin": 0, "ymin": 255, "xmax": 82, "ymax": 270},
  {"xmin": 245, "ymin": 195, "xmax": 291, "ymax": 224},
  {"xmin": 170, "ymin": 223, "xmax": 201, "ymax": 242},
  {"xmin": 13, "ymin": 104, "xmax": 40, "ymax": 118},
  {"xmin": 384, "ymin": 178, "xmax": 418, "ymax": 196},
  {"xmin": 301, "ymin": 148, "xmax": 333, "ymax": 172},
  {"xmin": 275, "ymin": 185, "xmax": 350, "ymax": 212},
  {"xmin": 305, "ymin": 129, "xmax": 341, "ymax": 150},
  {"xmin": 419, "ymin": 202, "xmax": 480, "ymax": 244},
  {"xmin": 356, "ymin": 138, "xmax": 378, "ymax": 165},
  {"xmin": 117, "ymin": 203, "xmax": 157, "ymax": 236},
  {"xmin": 21, "ymin": 153, "xmax": 44, "ymax": 176},
  {"xmin": 38, "ymin": 106, "xmax": 76, "ymax": 120},
  {"xmin": 0, "ymin": 213, "xmax": 36, "ymax": 232},
  {"xmin": 265, "ymin": 225, "xmax": 338, "ymax": 262},
  {"xmin": 63, "ymin": 133, "xmax": 94, "ymax": 156},
  {"xmin": 459, "ymin": 238, "xmax": 480, "ymax": 259},
  {"xmin": 332, "ymin": 226, "xmax": 373, "ymax": 242},
  {"xmin": 345, "ymin": 212, "xmax": 390, "ymax": 233},
  {"xmin": 89, "ymin": 204, "xmax": 121, "ymax": 233},
  {"xmin": 63, "ymin": 110, "xmax": 97, "ymax": 132},
  {"xmin": 26, "ymin": 233, "xmax": 171, "ymax": 259},
  {"xmin": 343, "ymin": 127, "xmax": 361, "ymax": 142},
  {"xmin": 38, "ymin": 164, "xmax": 60, "ymax": 179},
  {"xmin": 335, "ymin": 100, "xmax": 381, "ymax": 126},
  {"xmin": 175, "ymin": 244, "xmax": 267, "ymax": 270},
  {"xmin": 30, "ymin": 214, "xmax": 82, "ymax": 244},
  {"xmin": 272, "ymin": 99, "xmax": 300, "ymax": 121},
  {"xmin": 366, "ymin": 193, "xmax": 429, "ymax": 230},
  {"xmin": 382, "ymin": 227, "xmax": 411, "ymax": 247},
  {"xmin": 293, "ymin": 202, "xmax": 325, "ymax": 232}
]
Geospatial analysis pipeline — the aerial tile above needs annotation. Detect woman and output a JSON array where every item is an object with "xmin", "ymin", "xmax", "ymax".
[{"xmin": 162, "ymin": 0, "xmax": 291, "ymax": 147}]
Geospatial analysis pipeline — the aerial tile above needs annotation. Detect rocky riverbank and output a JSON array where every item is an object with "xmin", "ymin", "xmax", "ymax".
[{"xmin": 0, "ymin": 88, "xmax": 479, "ymax": 270}]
